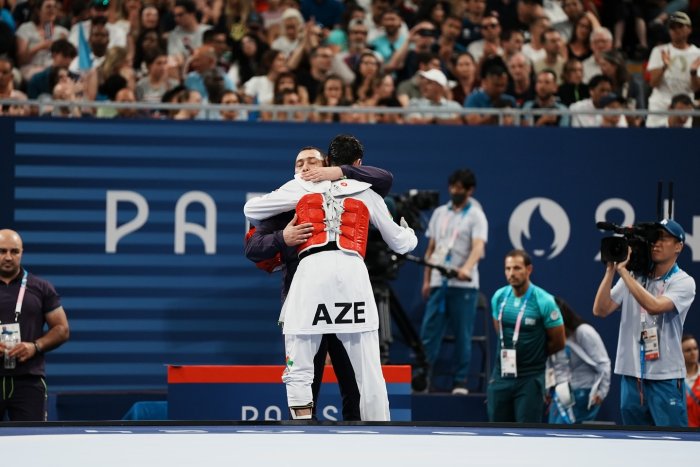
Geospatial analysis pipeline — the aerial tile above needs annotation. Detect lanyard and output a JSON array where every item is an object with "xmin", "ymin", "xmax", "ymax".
[
  {"xmin": 551, "ymin": 389, "xmax": 574, "ymax": 424},
  {"xmin": 13, "ymin": 269, "xmax": 28, "ymax": 322},
  {"xmin": 497, "ymin": 286, "xmax": 533, "ymax": 349},
  {"xmin": 439, "ymin": 202, "xmax": 471, "ymax": 261},
  {"xmin": 639, "ymin": 263, "xmax": 679, "ymax": 377},
  {"xmin": 686, "ymin": 381, "xmax": 700, "ymax": 406}
]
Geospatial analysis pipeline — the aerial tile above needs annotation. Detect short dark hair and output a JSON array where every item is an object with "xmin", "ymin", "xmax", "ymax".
[
  {"xmin": 175, "ymin": 0, "xmax": 197, "ymax": 14},
  {"xmin": 670, "ymin": 93, "xmax": 694, "ymax": 108},
  {"xmin": 50, "ymin": 39, "xmax": 77, "ymax": 58},
  {"xmin": 682, "ymin": 333, "xmax": 696, "ymax": 343},
  {"xmin": 448, "ymin": 168, "xmax": 476, "ymax": 190},
  {"xmin": 588, "ymin": 74, "xmax": 612, "ymax": 90},
  {"xmin": 91, "ymin": 16, "xmax": 109, "ymax": 28},
  {"xmin": 506, "ymin": 249, "xmax": 532, "ymax": 266},
  {"xmin": 481, "ymin": 56, "xmax": 508, "ymax": 79},
  {"xmin": 327, "ymin": 134, "xmax": 363, "ymax": 166}
]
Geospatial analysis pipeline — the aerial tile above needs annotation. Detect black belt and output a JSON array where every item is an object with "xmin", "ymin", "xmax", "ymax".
[{"xmin": 299, "ymin": 243, "xmax": 340, "ymax": 260}]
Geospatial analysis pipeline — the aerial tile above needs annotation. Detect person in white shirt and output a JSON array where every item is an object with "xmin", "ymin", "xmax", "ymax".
[
  {"xmin": 69, "ymin": 0, "xmax": 127, "ymax": 52},
  {"xmin": 581, "ymin": 27, "xmax": 612, "ymax": 84},
  {"xmin": 570, "ymin": 74, "xmax": 627, "ymax": 128},
  {"xmin": 646, "ymin": 12, "xmax": 700, "ymax": 128}
]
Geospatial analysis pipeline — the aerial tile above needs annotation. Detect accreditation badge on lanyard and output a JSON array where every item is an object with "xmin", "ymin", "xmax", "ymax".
[
  {"xmin": 0, "ymin": 269, "xmax": 27, "ymax": 342},
  {"xmin": 429, "ymin": 204, "xmax": 471, "ymax": 267},
  {"xmin": 639, "ymin": 264, "xmax": 678, "ymax": 363},
  {"xmin": 498, "ymin": 287, "xmax": 532, "ymax": 378}
]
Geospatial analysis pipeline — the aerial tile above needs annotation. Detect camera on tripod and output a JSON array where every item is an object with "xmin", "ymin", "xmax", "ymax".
[{"xmin": 597, "ymin": 221, "xmax": 659, "ymax": 274}]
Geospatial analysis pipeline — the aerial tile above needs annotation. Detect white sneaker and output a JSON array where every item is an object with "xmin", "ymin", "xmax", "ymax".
[{"xmin": 451, "ymin": 386, "xmax": 469, "ymax": 396}]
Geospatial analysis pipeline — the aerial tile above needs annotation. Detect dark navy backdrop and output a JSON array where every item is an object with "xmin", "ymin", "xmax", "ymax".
[{"xmin": 1, "ymin": 117, "xmax": 698, "ymax": 423}]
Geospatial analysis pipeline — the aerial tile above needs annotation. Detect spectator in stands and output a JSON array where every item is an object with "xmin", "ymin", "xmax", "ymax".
[
  {"xmin": 415, "ymin": 0, "xmax": 450, "ymax": 29},
  {"xmin": 501, "ymin": 29, "xmax": 525, "ymax": 63},
  {"xmin": 203, "ymin": 28, "xmax": 233, "ymax": 74},
  {"xmin": 683, "ymin": 334, "xmax": 700, "ymax": 427},
  {"xmin": 27, "ymin": 39, "xmax": 77, "ymax": 99},
  {"xmin": 348, "ymin": 51, "xmax": 382, "ymax": 104},
  {"xmin": 488, "ymin": 249, "xmax": 565, "ymax": 423},
  {"xmin": 242, "ymin": 49, "xmax": 288, "ymax": 105},
  {"xmin": 132, "ymin": 28, "xmax": 166, "ymax": 78},
  {"xmin": 522, "ymin": 69, "xmax": 570, "ymax": 126},
  {"xmin": 0, "ymin": 56, "xmax": 27, "ymax": 116},
  {"xmin": 506, "ymin": 52, "xmax": 535, "ymax": 107},
  {"xmin": 140, "ymin": 4, "xmax": 160, "ymax": 32},
  {"xmin": 534, "ymin": 28, "xmax": 566, "ymax": 84},
  {"xmin": 521, "ymin": 14, "xmax": 550, "ymax": 64},
  {"xmin": 458, "ymin": 0, "xmax": 487, "ymax": 48},
  {"xmin": 135, "ymin": 49, "xmax": 179, "ymax": 104},
  {"xmin": 295, "ymin": 45, "xmax": 334, "ymax": 103},
  {"xmin": 271, "ymin": 8, "xmax": 303, "ymax": 57},
  {"xmin": 406, "ymin": 68, "xmax": 463, "ymax": 124},
  {"xmin": 273, "ymin": 70, "xmax": 310, "ymax": 105},
  {"xmin": 50, "ymin": 78, "xmax": 82, "ymax": 117},
  {"xmin": 449, "ymin": 51, "xmax": 477, "ymax": 106},
  {"xmin": 184, "ymin": 45, "xmax": 235, "ymax": 102},
  {"xmin": 371, "ymin": 9, "xmax": 407, "ymax": 63},
  {"xmin": 113, "ymin": 87, "xmax": 141, "ymax": 118},
  {"xmin": 646, "ymin": 12, "xmax": 700, "ymax": 128},
  {"xmin": 172, "ymin": 88, "xmax": 202, "ymax": 119},
  {"xmin": 558, "ymin": 58, "xmax": 588, "ymax": 106},
  {"xmin": 69, "ymin": 0, "xmax": 127, "ymax": 52},
  {"xmin": 85, "ymin": 45, "xmax": 134, "ymax": 101},
  {"xmin": 555, "ymin": 0, "xmax": 585, "ymax": 41},
  {"xmin": 465, "ymin": 56, "xmax": 516, "ymax": 125},
  {"xmin": 582, "ymin": 27, "xmax": 612, "ymax": 84},
  {"xmin": 337, "ymin": 18, "xmax": 372, "ymax": 74},
  {"xmin": 599, "ymin": 50, "xmax": 645, "ymax": 121},
  {"xmin": 566, "ymin": 11, "xmax": 598, "ymax": 62},
  {"xmin": 388, "ymin": 20, "xmax": 437, "ymax": 83},
  {"xmin": 310, "ymin": 74, "xmax": 351, "ymax": 122},
  {"xmin": 69, "ymin": 16, "xmax": 110, "ymax": 75},
  {"xmin": 663, "ymin": 93, "xmax": 696, "ymax": 128},
  {"xmin": 416, "ymin": 168, "xmax": 487, "ymax": 394},
  {"xmin": 0, "ymin": 229, "xmax": 70, "ymax": 421},
  {"xmin": 593, "ymin": 219, "xmax": 695, "ymax": 427},
  {"xmin": 546, "ymin": 297, "xmax": 610, "ymax": 424},
  {"xmin": 167, "ymin": 0, "xmax": 211, "ymax": 65},
  {"xmin": 219, "ymin": 89, "xmax": 247, "ymax": 121},
  {"xmin": 435, "ymin": 14, "xmax": 466, "ymax": 66},
  {"xmin": 597, "ymin": 92, "xmax": 627, "ymax": 128},
  {"xmin": 468, "ymin": 13, "xmax": 503, "ymax": 64},
  {"xmin": 375, "ymin": 73, "xmax": 404, "ymax": 124},
  {"xmin": 570, "ymin": 74, "xmax": 626, "ymax": 127},
  {"xmin": 397, "ymin": 52, "xmax": 441, "ymax": 106},
  {"xmin": 228, "ymin": 33, "xmax": 268, "ymax": 90},
  {"xmin": 15, "ymin": 0, "xmax": 69, "ymax": 80},
  {"xmin": 266, "ymin": 88, "xmax": 305, "ymax": 122}
]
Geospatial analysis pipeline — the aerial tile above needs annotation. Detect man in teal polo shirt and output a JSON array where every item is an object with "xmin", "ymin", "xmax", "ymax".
[{"xmin": 488, "ymin": 249, "xmax": 566, "ymax": 422}]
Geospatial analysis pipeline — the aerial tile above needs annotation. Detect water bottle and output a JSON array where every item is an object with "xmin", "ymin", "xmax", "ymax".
[{"xmin": 3, "ymin": 332, "xmax": 17, "ymax": 370}]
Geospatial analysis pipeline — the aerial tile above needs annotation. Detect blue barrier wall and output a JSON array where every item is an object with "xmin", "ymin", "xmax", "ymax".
[{"xmin": 1, "ymin": 117, "xmax": 699, "ymax": 423}]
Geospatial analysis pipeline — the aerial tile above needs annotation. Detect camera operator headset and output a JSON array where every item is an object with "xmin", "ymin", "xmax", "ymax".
[{"xmin": 593, "ymin": 219, "xmax": 696, "ymax": 426}]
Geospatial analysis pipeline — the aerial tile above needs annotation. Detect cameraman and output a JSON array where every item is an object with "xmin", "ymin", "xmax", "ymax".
[
  {"xmin": 593, "ymin": 219, "xmax": 696, "ymax": 426},
  {"xmin": 419, "ymin": 168, "xmax": 488, "ymax": 395}
]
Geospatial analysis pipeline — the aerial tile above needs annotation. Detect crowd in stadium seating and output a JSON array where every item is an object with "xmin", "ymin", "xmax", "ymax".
[{"xmin": 0, "ymin": 0, "xmax": 699, "ymax": 125}]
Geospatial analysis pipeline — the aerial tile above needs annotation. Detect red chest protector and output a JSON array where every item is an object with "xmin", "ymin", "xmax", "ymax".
[{"xmin": 296, "ymin": 193, "xmax": 370, "ymax": 258}]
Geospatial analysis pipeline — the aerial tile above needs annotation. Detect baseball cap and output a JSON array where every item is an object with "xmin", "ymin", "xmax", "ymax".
[
  {"xmin": 599, "ymin": 92, "xmax": 625, "ymax": 108},
  {"xmin": 657, "ymin": 218, "xmax": 685, "ymax": 243},
  {"xmin": 669, "ymin": 11, "xmax": 691, "ymax": 26},
  {"xmin": 91, "ymin": 0, "xmax": 110, "ymax": 9},
  {"xmin": 419, "ymin": 69, "xmax": 447, "ymax": 87}
]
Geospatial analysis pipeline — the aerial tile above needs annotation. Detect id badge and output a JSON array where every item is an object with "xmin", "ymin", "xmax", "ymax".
[
  {"xmin": 429, "ymin": 244, "xmax": 449, "ymax": 266},
  {"xmin": 500, "ymin": 349, "xmax": 517, "ymax": 378},
  {"xmin": 641, "ymin": 326, "xmax": 660, "ymax": 361},
  {"xmin": 0, "ymin": 323, "xmax": 21, "ymax": 341}
]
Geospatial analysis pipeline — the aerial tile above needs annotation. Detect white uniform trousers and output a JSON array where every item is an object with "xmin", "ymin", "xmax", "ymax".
[{"xmin": 282, "ymin": 331, "xmax": 390, "ymax": 421}]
